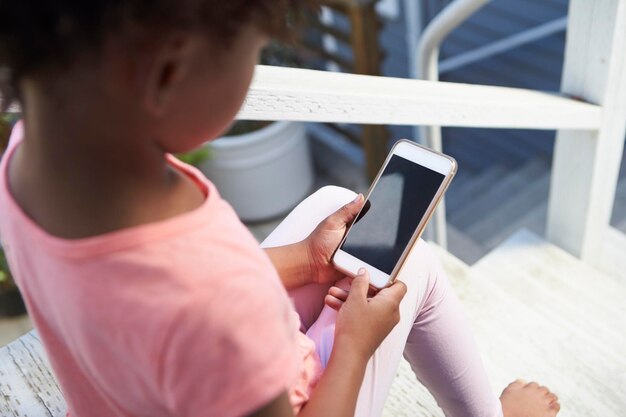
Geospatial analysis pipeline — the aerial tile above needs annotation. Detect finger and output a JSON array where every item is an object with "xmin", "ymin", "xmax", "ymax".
[
  {"xmin": 328, "ymin": 286, "xmax": 349, "ymax": 302},
  {"xmin": 347, "ymin": 268, "xmax": 370, "ymax": 301},
  {"xmin": 324, "ymin": 294, "xmax": 345, "ymax": 311}
]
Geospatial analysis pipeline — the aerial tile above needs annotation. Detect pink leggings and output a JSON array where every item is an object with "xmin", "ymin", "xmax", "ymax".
[{"xmin": 261, "ymin": 186, "xmax": 502, "ymax": 417}]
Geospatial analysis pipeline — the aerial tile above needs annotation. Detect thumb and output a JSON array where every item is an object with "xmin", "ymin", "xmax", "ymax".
[
  {"xmin": 330, "ymin": 193, "xmax": 364, "ymax": 226},
  {"xmin": 348, "ymin": 268, "xmax": 370, "ymax": 301}
]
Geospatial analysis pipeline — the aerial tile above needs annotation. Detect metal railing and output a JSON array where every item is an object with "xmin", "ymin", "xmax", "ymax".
[{"xmin": 414, "ymin": 0, "xmax": 492, "ymax": 247}]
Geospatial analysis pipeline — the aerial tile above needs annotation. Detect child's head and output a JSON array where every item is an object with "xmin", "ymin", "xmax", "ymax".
[{"xmin": 0, "ymin": 1, "xmax": 314, "ymax": 151}]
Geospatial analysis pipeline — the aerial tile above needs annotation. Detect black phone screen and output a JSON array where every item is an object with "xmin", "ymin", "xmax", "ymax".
[{"xmin": 340, "ymin": 154, "xmax": 445, "ymax": 274}]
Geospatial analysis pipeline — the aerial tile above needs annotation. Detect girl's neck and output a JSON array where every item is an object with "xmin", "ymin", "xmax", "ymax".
[
  {"xmin": 8, "ymin": 78, "xmax": 204, "ymax": 239},
  {"xmin": 20, "ymin": 78, "xmax": 170, "ymax": 184}
]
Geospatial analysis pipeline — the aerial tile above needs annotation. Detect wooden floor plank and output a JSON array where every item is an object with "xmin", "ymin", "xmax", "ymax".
[
  {"xmin": 0, "ymin": 332, "xmax": 66, "ymax": 417},
  {"xmin": 468, "ymin": 174, "xmax": 550, "ymax": 243},
  {"xmin": 468, "ymin": 231, "xmax": 626, "ymax": 416},
  {"xmin": 447, "ymin": 165, "xmax": 509, "ymax": 212},
  {"xmin": 450, "ymin": 158, "xmax": 548, "ymax": 228},
  {"xmin": 446, "ymin": 223, "xmax": 486, "ymax": 264}
]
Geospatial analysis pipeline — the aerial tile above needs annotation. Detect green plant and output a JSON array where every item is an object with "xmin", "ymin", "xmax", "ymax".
[
  {"xmin": 0, "ymin": 246, "xmax": 16, "ymax": 292},
  {"xmin": 0, "ymin": 245, "xmax": 27, "ymax": 317},
  {"xmin": 1, "ymin": 114, "xmax": 14, "ymax": 153},
  {"xmin": 176, "ymin": 146, "xmax": 211, "ymax": 167}
]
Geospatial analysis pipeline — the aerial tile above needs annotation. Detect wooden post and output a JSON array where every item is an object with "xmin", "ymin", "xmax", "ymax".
[
  {"xmin": 346, "ymin": 0, "xmax": 389, "ymax": 180},
  {"xmin": 547, "ymin": 0, "xmax": 626, "ymax": 262},
  {"xmin": 0, "ymin": 117, "xmax": 11, "ymax": 153}
]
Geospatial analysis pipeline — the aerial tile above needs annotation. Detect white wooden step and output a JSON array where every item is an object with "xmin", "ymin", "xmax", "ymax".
[
  {"xmin": 468, "ymin": 230, "xmax": 626, "ymax": 416},
  {"xmin": 385, "ymin": 230, "xmax": 626, "ymax": 417},
  {"xmin": 0, "ymin": 332, "xmax": 66, "ymax": 417},
  {"xmin": 472, "ymin": 234, "xmax": 626, "ymax": 356}
]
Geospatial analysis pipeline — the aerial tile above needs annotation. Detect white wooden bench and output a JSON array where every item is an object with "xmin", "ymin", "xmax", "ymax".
[{"xmin": 0, "ymin": 331, "xmax": 67, "ymax": 416}]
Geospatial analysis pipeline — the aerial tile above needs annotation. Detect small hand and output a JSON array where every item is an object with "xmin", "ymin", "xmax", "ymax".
[
  {"xmin": 324, "ymin": 277, "xmax": 380, "ymax": 310},
  {"xmin": 333, "ymin": 269, "xmax": 407, "ymax": 361},
  {"xmin": 304, "ymin": 193, "xmax": 366, "ymax": 285}
]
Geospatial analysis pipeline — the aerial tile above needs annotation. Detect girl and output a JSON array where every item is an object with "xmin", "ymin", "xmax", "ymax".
[{"xmin": 0, "ymin": 1, "xmax": 560, "ymax": 416}]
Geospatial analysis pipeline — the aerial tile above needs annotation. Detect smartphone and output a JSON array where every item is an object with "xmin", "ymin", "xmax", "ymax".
[{"xmin": 332, "ymin": 139, "xmax": 457, "ymax": 289}]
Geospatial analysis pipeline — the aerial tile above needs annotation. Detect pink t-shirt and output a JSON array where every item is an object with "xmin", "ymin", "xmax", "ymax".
[{"xmin": 0, "ymin": 122, "xmax": 322, "ymax": 417}]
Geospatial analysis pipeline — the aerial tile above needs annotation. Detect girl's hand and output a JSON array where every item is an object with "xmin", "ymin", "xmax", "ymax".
[
  {"xmin": 332, "ymin": 269, "xmax": 407, "ymax": 362},
  {"xmin": 304, "ymin": 194, "xmax": 366, "ymax": 285}
]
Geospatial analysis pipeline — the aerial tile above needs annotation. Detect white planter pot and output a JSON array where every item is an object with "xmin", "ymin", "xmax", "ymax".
[{"xmin": 200, "ymin": 121, "xmax": 314, "ymax": 222}]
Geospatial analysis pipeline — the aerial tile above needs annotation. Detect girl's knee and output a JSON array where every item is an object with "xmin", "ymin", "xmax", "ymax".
[
  {"xmin": 402, "ymin": 239, "xmax": 450, "ymax": 302},
  {"xmin": 291, "ymin": 186, "xmax": 357, "ymax": 228},
  {"xmin": 420, "ymin": 241, "xmax": 454, "ymax": 308},
  {"xmin": 261, "ymin": 186, "xmax": 356, "ymax": 248},
  {"xmin": 307, "ymin": 185, "xmax": 356, "ymax": 206}
]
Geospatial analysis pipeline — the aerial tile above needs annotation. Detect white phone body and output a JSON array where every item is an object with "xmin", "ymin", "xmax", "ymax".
[{"xmin": 332, "ymin": 139, "xmax": 457, "ymax": 289}]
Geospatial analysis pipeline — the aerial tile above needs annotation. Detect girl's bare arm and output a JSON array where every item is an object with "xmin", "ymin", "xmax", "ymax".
[
  {"xmin": 247, "ymin": 271, "xmax": 407, "ymax": 417},
  {"xmin": 265, "ymin": 194, "xmax": 365, "ymax": 290}
]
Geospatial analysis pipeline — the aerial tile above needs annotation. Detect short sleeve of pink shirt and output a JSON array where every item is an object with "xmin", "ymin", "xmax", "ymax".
[
  {"xmin": 0, "ymin": 122, "xmax": 321, "ymax": 417},
  {"xmin": 160, "ymin": 274, "xmax": 301, "ymax": 417}
]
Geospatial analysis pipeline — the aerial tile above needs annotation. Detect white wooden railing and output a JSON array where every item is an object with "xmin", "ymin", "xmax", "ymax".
[
  {"xmin": 239, "ymin": 67, "xmax": 600, "ymax": 129},
  {"xmin": 547, "ymin": 0, "xmax": 626, "ymax": 264},
  {"xmin": 237, "ymin": 0, "xmax": 626, "ymax": 266}
]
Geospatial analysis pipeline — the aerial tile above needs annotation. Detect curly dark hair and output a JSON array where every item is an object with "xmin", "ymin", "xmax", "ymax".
[{"xmin": 0, "ymin": 0, "xmax": 317, "ymax": 109}]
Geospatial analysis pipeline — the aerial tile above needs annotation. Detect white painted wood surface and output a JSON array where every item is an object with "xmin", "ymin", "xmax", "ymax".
[
  {"xmin": 0, "ymin": 331, "xmax": 66, "ymax": 417},
  {"xmin": 383, "ymin": 230, "xmax": 626, "ymax": 417},
  {"xmin": 2, "ymin": 65, "xmax": 602, "ymax": 131},
  {"xmin": 468, "ymin": 231, "xmax": 626, "ymax": 416},
  {"xmin": 236, "ymin": 66, "xmax": 602, "ymax": 130},
  {"xmin": 547, "ymin": 0, "xmax": 626, "ymax": 262}
]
